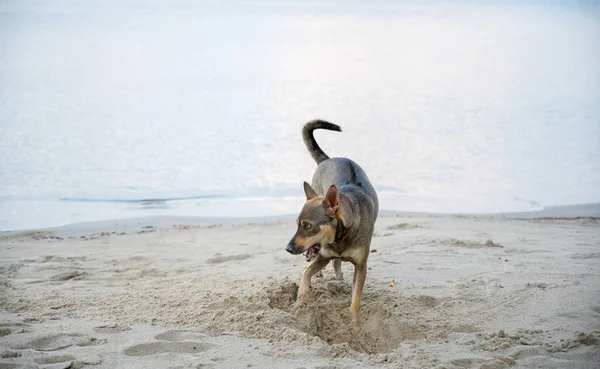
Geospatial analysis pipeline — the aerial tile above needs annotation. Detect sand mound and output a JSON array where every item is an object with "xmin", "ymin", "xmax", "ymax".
[
  {"xmin": 268, "ymin": 281, "xmax": 427, "ymax": 353},
  {"xmin": 5, "ymin": 273, "xmax": 443, "ymax": 357}
]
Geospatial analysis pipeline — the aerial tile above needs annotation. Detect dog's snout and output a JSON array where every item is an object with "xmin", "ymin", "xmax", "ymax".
[{"xmin": 286, "ymin": 240, "xmax": 297, "ymax": 254}]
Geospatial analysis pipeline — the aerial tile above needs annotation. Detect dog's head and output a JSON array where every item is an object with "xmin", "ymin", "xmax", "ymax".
[{"xmin": 286, "ymin": 182, "xmax": 350, "ymax": 258}]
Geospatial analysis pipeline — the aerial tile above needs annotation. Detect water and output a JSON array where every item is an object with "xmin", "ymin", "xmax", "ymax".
[{"xmin": 1, "ymin": 0, "xmax": 599, "ymax": 230}]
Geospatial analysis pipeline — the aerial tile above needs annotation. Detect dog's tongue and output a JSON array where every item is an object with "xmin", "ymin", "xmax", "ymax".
[
  {"xmin": 304, "ymin": 244, "xmax": 320, "ymax": 262},
  {"xmin": 304, "ymin": 247, "xmax": 314, "ymax": 261}
]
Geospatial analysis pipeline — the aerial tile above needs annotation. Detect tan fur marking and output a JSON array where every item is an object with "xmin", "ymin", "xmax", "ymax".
[
  {"xmin": 318, "ymin": 224, "xmax": 335, "ymax": 245},
  {"xmin": 350, "ymin": 265, "xmax": 367, "ymax": 324},
  {"xmin": 294, "ymin": 235, "xmax": 308, "ymax": 245},
  {"xmin": 294, "ymin": 225, "xmax": 334, "ymax": 253}
]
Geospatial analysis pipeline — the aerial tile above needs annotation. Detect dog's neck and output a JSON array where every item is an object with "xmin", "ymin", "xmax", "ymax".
[
  {"xmin": 331, "ymin": 219, "xmax": 351, "ymax": 254},
  {"xmin": 331, "ymin": 193, "xmax": 357, "ymax": 250},
  {"xmin": 334, "ymin": 220, "xmax": 347, "ymax": 243}
]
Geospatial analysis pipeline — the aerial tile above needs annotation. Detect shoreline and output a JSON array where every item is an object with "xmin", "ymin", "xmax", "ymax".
[{"xmin": 2, "ymin": 201, "xmax": 599, "ymax": 235}]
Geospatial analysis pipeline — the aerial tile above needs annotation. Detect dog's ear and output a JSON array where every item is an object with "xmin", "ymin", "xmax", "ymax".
[
  {"xmin": 324, "ymin": 185, "xmax": 339, "ymax": 208},
  {"xmin": 324, "ymin": 185, "xmax": 352, "ymax": 227},
  {"xmin": 303, "ymin": 182, "xmax": 318, "ymax": 200}
]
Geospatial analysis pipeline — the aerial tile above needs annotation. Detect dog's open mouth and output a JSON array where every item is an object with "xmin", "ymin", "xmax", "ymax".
[{"xmin": 304, "ymin": 243, "xmax": 321, "ymax": 262}]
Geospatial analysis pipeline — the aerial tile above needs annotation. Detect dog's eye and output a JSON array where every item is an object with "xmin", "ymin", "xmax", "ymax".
[{"xmin": 303, "ymin": 223, "xmax": 312, "ymax": 230}]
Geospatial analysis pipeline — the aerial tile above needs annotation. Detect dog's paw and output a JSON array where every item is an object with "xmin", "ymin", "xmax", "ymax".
[
  {"xmin": 297, "ymin": 292, "xmax": 309, "ymax": 302},
  {"xmin": 297, "ymin": 287, "xmax": 310, "ymax": 302},
  {"xmin": 349, "ymin": 307, "xmax": 360, "ymax": 327},
  {"xmin": 348, "ymin": 319, "xmax": 360, "ymax": 330}
]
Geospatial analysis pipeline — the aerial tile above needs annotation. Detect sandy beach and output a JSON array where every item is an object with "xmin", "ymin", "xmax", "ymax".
[{"xmin": 1, "ymin": 211, "xmax": 599, "ymax": 369}]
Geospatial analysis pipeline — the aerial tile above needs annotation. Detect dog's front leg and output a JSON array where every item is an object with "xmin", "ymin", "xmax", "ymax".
[
  {"xmin": 333, "ymin": 259, "xmax": 343, "ymax": 280},
  {"xmin": 350, "ymin": 263, "xmax": 367, "ymax": 324},
  {"xmin": 298, "ymin": 257, "xmax": 330, "ymax": 302}
]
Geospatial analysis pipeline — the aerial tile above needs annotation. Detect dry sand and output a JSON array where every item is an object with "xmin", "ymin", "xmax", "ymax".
[{"xmin": 0, "ymin": 213, "xmax": 599, "ymax": 368}]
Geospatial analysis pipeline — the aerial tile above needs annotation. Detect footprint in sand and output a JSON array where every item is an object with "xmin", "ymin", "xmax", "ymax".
[
  {"xmin": 155, "ymin": 330, "xmax": 207, "ymax": 342},
  {"xmin": 123, "ymin": 341, "xmax": 215, "ymax": 357},
  {"xmin": 93, "ymin": 324, "xmax": 131, "ymax": 334},
  {"xmin": 206, "ymin": 254, "xmax": 252, "ymax": 264},
  {"xmin": 0, "ymin": 364, "xmax": 37, "ymax": 369},
  {"xmin": 14, "ymin": 333, "xmax": 105, "ymax": 351},
  {"xmin": 34, "ymin": 354, "xmax": 75, "ymax": 364},
  {"xmin": 38, "ymin": 354, "xmax": 102, "ymax": 366},
  {"xmin": 51, "ymin": 270, "xmax": 86, "ymax": 281}
]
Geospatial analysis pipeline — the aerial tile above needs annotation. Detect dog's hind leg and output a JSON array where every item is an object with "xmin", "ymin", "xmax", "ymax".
[
  {"xmin": 350, "ymin": 263, "xmax": 367, "ymax": 325},
  {"xmin": 333, "ymin": 259, "xmax": 343, "ymax": 280},
  {"xmin": 298, "ymin": 257, "xmax": 330, "ymax": 302}
]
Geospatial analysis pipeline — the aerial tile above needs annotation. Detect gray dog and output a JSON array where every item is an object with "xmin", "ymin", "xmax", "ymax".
[{"xmin": 286, "ymin": 120, "xmax": 379, "ymax": 324}]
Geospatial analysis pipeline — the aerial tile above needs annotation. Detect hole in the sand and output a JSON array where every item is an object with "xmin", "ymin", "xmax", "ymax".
[{"xmin": 268, "ymin": 281, "xmax": 427, "ymax": 354}]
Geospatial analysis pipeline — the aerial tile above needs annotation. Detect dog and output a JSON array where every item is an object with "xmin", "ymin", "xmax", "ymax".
[{"xmin": 286, "ymin": 119, "xmax": 378, "ymax": 324}]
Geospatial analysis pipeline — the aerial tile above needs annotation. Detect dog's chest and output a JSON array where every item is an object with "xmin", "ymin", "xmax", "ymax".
[{"xmin": 320, "ymin": 243, "xmax": 362, "ymax": 263}]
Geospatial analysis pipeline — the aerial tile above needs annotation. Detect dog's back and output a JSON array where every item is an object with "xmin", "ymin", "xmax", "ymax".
[{"xmin": 303, "ymin": 120, "xmax": 379, "ymax": 218}]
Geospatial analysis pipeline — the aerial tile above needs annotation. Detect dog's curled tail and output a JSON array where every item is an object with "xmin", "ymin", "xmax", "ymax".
[{"xmin": 302, "ymin": 119, "xmax": 342, "ymax": 164}]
